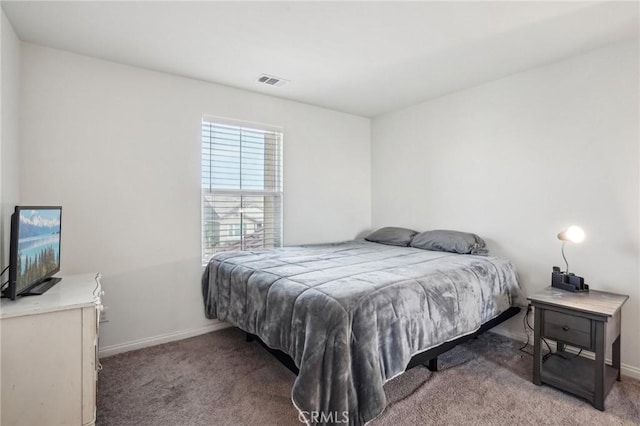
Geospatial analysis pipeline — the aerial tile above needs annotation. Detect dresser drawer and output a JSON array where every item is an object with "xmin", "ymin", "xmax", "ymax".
[{"xmin": 543, "ymin": 310, "xmax": 592, "ymax": 349}]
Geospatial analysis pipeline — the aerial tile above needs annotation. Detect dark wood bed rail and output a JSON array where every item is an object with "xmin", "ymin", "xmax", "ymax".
[{"xmin": 246, "ymin": 306, "xmax": 521, "ymax": 376}]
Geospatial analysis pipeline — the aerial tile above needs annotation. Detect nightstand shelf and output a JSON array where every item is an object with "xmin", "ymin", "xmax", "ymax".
[
  {"xmin": 528, "ymin": 287, "xmax": 628, "ymax": 411},
  {"xmin": 540, "ymin": 353, "xmax": 618, "ymax": 402}
]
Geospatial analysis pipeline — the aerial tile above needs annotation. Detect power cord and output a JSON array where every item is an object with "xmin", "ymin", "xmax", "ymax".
[
  {"xmin": 0, "ymin": 266, "xmax": 10, "ymax": 292},
  {"xmin": 0, "ymin": 279, "xmax": 9, "ymax": 298},
  {"xmin": 519, "ymin": 304, "xmax": 553, "ymax": 360},
  {"xmin": 519, "ymin": 305, "xmax": 533, "ymax": 356},
  {"xmin": 545, "ymin": 347, "xmax": 584, "ymax": 362}
]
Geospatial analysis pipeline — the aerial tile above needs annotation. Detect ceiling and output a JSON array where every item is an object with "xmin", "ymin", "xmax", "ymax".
[{"xmin": 2, "ymin": 1, "xmax": 638, "ymax": 117}]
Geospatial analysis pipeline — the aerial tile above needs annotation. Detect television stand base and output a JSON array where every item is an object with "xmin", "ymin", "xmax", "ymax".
[{"xmin": 21, "ymin": 277, "xmax": 62, "ymax": 296}]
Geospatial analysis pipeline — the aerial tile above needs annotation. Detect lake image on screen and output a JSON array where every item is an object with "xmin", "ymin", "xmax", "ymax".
[{"xmin": 16, "ymin": 209, "xmax": 61, "ymax": 291}]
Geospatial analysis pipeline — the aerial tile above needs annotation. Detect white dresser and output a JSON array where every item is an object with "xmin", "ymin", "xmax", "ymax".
[{"xmin": 0, "ymin": 273, "xmax": 103, "ymax": 426}]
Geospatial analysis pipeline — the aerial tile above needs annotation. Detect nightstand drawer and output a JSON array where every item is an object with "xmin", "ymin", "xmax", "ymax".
[{"xmin": 543, "ymin": 311, "xmax": 592, "ymax": 348}]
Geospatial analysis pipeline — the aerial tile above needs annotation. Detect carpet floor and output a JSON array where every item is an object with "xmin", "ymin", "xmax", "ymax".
[{"xmin": 97, "ymin": 328, "xmax": 640, "ymax": 425}]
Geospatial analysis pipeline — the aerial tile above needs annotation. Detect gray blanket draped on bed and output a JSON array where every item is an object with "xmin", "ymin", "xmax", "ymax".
[{"xmin": 202, "ymin": 240, "xmax": 521, "ymax": 425}]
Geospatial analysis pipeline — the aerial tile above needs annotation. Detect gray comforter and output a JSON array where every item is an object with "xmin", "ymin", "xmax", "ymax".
[{"xmin": 202, "ymin": 240, "xmax": 521, "ymax": 425}]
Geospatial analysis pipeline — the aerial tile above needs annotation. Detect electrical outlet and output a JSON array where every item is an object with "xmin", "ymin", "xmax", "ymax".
[{"xmin": 99, "ymin": 306, "xmax": 110, "ymax": 323}]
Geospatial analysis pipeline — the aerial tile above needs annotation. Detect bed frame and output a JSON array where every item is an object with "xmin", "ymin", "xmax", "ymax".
[{"xmin": 246, "ymin": 306, "xmax": 521, "ymax": 375}]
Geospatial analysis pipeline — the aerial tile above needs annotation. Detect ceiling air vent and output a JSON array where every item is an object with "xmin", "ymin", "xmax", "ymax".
[{"xmin": 256, "ymin": 74, "xmax": 289, "ymax": 87}]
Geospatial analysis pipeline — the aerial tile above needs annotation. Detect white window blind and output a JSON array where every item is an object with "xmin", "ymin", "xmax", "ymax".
[{"xmin": 201, "ymin": 118, "xmax": 283, "ymax": 264}]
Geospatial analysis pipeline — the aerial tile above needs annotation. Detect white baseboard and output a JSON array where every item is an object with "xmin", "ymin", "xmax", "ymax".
[
  {"xmin": 622, "ymin": 363, "xmax": 640, "ymax": 380},
  {"xmin": 490, "ymin": 326, "xmax": 529, "ymax": 344},
  {"xmin": 491, "ymin": 327, "xmax": 640, "ymax": 380},
  {"xmin": 98, "ymin": 321, "xmax": 640, "ymax": 381},
  {"xmin": 98, "ymin": 321, "xmax": 233, "ymax": 358}
]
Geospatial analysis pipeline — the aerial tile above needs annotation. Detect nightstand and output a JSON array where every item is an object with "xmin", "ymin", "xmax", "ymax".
[{"xmin": 527, "ymin": 287, "xmax": 628, "ymax": 410}]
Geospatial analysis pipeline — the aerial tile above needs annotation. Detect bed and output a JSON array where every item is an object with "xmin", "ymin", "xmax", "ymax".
[{"xmin": 202, "ymin": 239, "xmax": 521, "ymax": 425}]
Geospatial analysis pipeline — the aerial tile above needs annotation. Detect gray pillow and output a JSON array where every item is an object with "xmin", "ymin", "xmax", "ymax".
[
  {"xmin": 365, "ymin": 227, "xmax": 418, "ymax": 247},
  {"xmin": 410, "ymin": 229, "xmax": 486, "ymax": 254}
]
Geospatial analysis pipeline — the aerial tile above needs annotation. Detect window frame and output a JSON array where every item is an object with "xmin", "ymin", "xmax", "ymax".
[{"xmin": 201, "ymin": 116, "xmax": 284, "ymax": 265}]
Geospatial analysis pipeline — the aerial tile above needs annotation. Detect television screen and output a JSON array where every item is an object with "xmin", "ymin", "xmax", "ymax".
[{"xmin": 14, "ymin": 207, "xmax": 62, "ymax": 295}]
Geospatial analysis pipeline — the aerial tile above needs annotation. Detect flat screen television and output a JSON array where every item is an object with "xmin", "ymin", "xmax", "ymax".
[{"xmin": 2, "ymin": 206, "xmax": 62, "ymax": 300}]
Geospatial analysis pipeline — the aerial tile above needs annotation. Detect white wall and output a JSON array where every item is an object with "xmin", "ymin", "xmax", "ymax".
[
  {"xmin": 14, "ymin": 31, "xmax": 639, "ymax": 377},
  {"xmin": 1, "ymin": 11, "xmax": 20, "ymax": 269},
  {"xmin": 372, "ymin": 39, "xmax": 639, "ymax": 375},
  {"xmin": 19, "ymin": 43, "xmax": 371, "ymax": 353}
]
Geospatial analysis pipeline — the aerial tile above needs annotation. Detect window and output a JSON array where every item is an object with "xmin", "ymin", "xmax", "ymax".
[{"xmin": 201, "ymin": 118, "xmax": 283, "ymax": 264}]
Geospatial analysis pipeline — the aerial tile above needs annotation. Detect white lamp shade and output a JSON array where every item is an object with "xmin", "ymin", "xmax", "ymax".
[{"xmin": 558, "ymin": 225, "xmax": 585, "ymax": 243}]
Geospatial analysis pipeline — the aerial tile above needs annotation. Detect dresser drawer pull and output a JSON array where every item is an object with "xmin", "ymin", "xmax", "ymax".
[{"xmin": 562, "ymin": 326, "xmax": 570, "ymax": 331}]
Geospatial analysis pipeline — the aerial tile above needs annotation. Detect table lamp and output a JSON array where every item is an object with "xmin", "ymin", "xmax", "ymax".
[{"xmin": 552, "ymin": 225, "xmax": 589, "ymax": 292}]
